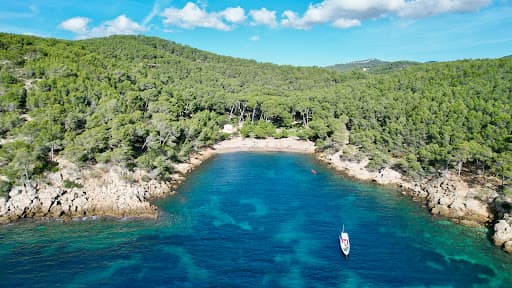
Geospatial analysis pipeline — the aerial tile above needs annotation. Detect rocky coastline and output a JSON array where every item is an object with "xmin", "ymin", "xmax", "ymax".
[
  {"xmin": 0, "ymin": 150, "xmax": 218, "ymax": 225},
  {"xmin": 1, "ymin": 137, "xmax": 511, "ymax": 254},
  {"xmin": 0, "ymin": 137, "xmax": 313, "ymax": 225},
  {"xmin": 317, "ymin": 151, "xmax": 512, "ymax": 254}
]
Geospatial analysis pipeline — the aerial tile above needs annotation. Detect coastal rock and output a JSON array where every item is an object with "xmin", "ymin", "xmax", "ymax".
[
  {"xmin": 494, "ymin": 215, "xmax": 512, "ymax": 252},
  {"xmin": 422, "ymin": 173, "xmax": 492, "ymax": 226},
  {"xmin": 0, "ymin": 160, "xmax": 171, "ymax": 222},
  {"xmin": 373, "ymin": 168, "xmax": 402, "ymax": 185},
  {"xmin": 504, "ymin": 241, "xmax": 512, "ymax": 254},
  {"xmin": 0, "ymin": 197, "xmax": 7, "ymax": 218},
  {"xmin": 319, "ymin": 152, "xmax": 375, "ymax": 181}
]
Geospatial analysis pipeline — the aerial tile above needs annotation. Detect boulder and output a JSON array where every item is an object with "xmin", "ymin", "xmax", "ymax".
[
  {"xmin": 493, "ymin": 215, "xmax": 512, "ymax": 249},
  {"xmin": 373, "ymin": 168, "xmax": 401, "ymax": 185},
  {"xmin": 504, "ymin": 241, "xmax": 512, "ymax": 254}
]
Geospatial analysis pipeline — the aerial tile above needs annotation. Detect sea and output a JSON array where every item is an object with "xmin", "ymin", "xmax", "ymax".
[{"xmin": 1, "ymin": 153, "xmax": 511, "ymax": 287}]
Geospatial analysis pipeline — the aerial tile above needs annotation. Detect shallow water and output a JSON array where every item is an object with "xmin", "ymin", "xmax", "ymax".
[{"xmin": 1, "ymin": 153, "xmax": 511, "ymax": 287}]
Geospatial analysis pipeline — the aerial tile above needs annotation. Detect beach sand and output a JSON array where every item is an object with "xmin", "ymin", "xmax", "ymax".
[{"xmin": 213, "ymin": 137, "xmax": 315, "ymax": 153}]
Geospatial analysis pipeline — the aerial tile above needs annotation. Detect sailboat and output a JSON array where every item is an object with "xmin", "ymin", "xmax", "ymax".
[{"xmin": 339, "ymin": 225, "xmax": 350, "ymax": 257}]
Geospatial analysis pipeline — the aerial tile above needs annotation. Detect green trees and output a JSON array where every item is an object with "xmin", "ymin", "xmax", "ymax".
[{"xmin": 0, "ymin": 32, "xmax": 510, "ymax": 192}]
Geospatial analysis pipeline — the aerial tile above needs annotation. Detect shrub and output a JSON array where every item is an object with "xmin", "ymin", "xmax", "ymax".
[{"xmin": 63, "ymin": 179, "xmax": 83, "ymax": 189}]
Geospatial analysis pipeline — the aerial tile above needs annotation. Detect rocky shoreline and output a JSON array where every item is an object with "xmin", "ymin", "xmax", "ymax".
[
  {"xmin": 1, "ymin": 137, "xmax": 511, "ymax": 254},
  {"xmin": 0, "ymin": 150, "xmax": 218, "ymax": 225},
  {"xmin": 0, "ymin": 137, "xmax": 313, "ymax": 225},
  {"xmin": 317, "ymin": 151, "xmax": 512, "ymax": 254}
]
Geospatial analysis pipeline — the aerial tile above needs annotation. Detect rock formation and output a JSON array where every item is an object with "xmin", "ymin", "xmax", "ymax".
[
  {"xmin": 0, "ymin": 150, "xmax": 216, "ymax": 224},
  {"xmin": 494, "ymin": 215, "xmax": 512, "ymax": 253}
]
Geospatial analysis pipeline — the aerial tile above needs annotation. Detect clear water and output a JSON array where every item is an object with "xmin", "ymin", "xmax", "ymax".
[{"xmin": 1, "ymin": 153, "xmax": 511, "ymax": 287}]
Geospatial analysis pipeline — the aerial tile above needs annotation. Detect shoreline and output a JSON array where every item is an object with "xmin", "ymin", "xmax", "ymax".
[
  {"xmin": 0, "ymin": 137, "xmax": 314, "ymax": 225},
  {"xmin": 213, "ymin": 137, "xmax": 315, "ymax": 154},
  {"xmin": 1, "ymin": 136, "xmax": 511, "ymax": 254}
]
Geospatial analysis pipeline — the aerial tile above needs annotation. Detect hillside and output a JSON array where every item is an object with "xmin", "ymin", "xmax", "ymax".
[
  {"xmin": 327, "ymin": 59, "xmax": 420, "ymax": 73},
  {"xmin": 0, "ymin": 33, "xmax": 511, "ymax": 196}
]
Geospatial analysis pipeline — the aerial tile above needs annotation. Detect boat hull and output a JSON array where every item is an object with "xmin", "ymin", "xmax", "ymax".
[{"xmin": 339, "ymin": 233, "xmax": 350, "ymax": 256}]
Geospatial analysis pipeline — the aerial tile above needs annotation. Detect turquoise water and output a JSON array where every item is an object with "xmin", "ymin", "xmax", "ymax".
[{"xmin": 1, "ymin": 153, "xmax": 511, "ymax": 287}]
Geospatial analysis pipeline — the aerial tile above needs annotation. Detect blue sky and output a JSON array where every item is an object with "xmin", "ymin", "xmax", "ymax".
[{"xmin": 1, "ymin": 0, "xmax": 511, "ymax": 66}]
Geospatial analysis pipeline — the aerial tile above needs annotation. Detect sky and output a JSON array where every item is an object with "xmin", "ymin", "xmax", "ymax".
[{"xmin": 1, "ymin": 0, "xmax": 511, "ymax": 66}]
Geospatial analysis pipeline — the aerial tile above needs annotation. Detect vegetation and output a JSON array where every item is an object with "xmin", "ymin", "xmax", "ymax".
[
  {"xmin": 0, "ymin": 33, "xmax": 511, "ymax": 196},
  {"xmin": 328, "ymin": 59, "xmax": 420, "ymax": 73}
]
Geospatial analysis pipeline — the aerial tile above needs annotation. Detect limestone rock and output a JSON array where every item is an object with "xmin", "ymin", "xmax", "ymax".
[
  {"xmin": 504, "ymin": 241, "xmax": 512, "ymax": 254},
  {"xmin": 0, "ymin": 197, "xmax": 6, "ymax": 215},
  {"xmin": 494, "ymin": 215, "xmax": 512, "ymax": 251},
  {"xmin": 373, "ymin": 168, "xmax": 401, "ymax": 185}
]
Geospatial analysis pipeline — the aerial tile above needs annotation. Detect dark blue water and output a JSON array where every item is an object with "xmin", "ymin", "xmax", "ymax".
[{"xmin": 1, "ymin": 153, "xmax": 511, "ymax": 287}]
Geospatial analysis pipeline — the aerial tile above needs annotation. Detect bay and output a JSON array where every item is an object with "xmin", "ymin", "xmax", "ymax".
[{"xmin": 0, "ymin": 153, "xmax": 511, "ymax": 287}]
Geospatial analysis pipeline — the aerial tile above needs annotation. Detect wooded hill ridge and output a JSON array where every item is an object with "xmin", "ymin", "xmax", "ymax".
[
  {"xmin": 327, "ymin": 59, "xmax": 420, "ymax": 73},
  {"xmin": 0, "ymin": 33, "xmax": 511, "ymax": 196}
]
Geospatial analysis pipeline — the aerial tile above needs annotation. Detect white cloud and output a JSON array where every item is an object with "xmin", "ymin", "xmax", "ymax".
[
  {"xmin": 88, "ymin": 15, "xmax": 146, "ymax": 38},
  {"xmin": 250, "ymin": 35, "xmax": 260, "ymax": 41},
  {"xmin": 332, "ymin": 18, "xmax": 361, "ymax": 28},
  {"xmin": 59, "ymin": 15, "xmax": 146, "ymax": 39},
  {"xmin": 161, "ymin": 2, "xmax": 246, "ymax": 31},
  {"xmin": 222, "ymin": 7, "xmax": 246, "ymax": 23},
  {"xmin": 249, "ymin": 8, "xmax": 277, "ymax": 28},
  {"xmin": 59, "ymin": 17, "xmax": 90, "ymax": 34},
  {"xmin": 60, "ymin": 0, "xmax": 493, "ymax": 37},
  {"xmin": 281, "ymin": 0, "xmax": 491, "ymax": 29},
  {"xmin": 281, "ymin": 11, "xmax": 309, "ymax": 29},
  {"xmin": 399, "ymin": 0, "xmax": 492, "ymax": 18},
  {"xmin": 161, "ymin": 2, "xmax": 229, "ymax": 30},
  {"xmin": 143, "ymin": 1, "xmax": 161, "ymax": 26}
]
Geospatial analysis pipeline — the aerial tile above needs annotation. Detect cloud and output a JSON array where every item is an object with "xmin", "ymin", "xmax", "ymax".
[
  {"xmin": 249, "ymin": 8, "xmax": 277, "ymax": 28},
  {"xmin": 59, "ymin": 0, "xmax": 493, "ymax": 36},
  {"xmin": 59, "ymin": 15, "xmax": 146, "ymax": 39},
  {"xmin": 250, "ymin": 35, "xmax": 260, "ymax": 41},
  {"xmin": 398, "ymin": 0, "xmax": 492, "ymax": 18},
  {"xmin": 59, "ymin": 17, "xmax": 90, "ymax": 34},
  {"xmin": 281, "ymin": 0, "xmax": 491, "ymax": 29},
  {"xmin": 88, "ymin": 15, "xmax": 146, "ymax": 37},
  {"xmin": 143, "ymin": 1, "xmax": 161, "ymax": 26},
  {"xmin": 332, "ymin": 18, "xmax": 361, "ymax": 28},
  {"xmin": 222, "ymin": 7, "xmax": 246, "ymax": 23},
  {"xmin": 161, "ymin": 2, "xmax": 246, "ymax": 31}
]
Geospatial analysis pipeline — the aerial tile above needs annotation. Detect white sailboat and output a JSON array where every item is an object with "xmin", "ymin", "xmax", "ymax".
[{"xmin": 339, "ymin": 225, "xmax": 350, "ymax": 257}]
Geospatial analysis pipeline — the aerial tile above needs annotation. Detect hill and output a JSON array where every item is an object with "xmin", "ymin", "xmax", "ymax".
[
  {"xmin": 0, "ymin": 33, "xmax": 511, "ymax": 195},
  {"xmin": 328, "ymin": 59, "xmax": 420, "ymax": 73}
]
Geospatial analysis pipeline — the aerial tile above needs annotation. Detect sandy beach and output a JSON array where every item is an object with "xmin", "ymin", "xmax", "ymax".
[{"xmin": 213, "ymin": 137, "xmax": 315, "ymax": 153}]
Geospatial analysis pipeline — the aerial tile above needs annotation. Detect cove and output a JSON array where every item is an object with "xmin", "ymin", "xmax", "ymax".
[{"xmin": 0, "ymin": 153, "xmax": 511, "ymax": 287}]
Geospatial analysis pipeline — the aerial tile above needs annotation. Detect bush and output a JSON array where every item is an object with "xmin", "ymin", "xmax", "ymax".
[
  {"xmin": 367, "ymin": 150, "xmax": 389, "ymax": 171},
  {"xmin": 273, "ymin": 129, "xmax": 288, "ymax": 139},
  {"xmin": 253, "ymin": 126, "xmax": 267, "ymax": 139},
  {"xmin": 503, "ymin": 185, "xmax": 512, "ymax": 197},
  {"xmin": 63, "ymin": 179, "xmax": 83, "ymax": 189},
  {"xmin": 240, "ymin": 124, "xmax": 252, "ymax": 138},
  {"xmin": 240, "ymin": 121, "xmax": 276, "ymax": 139},
  {"xmin": 0, "ymin": 180, "xmax": 13, "ymax": 198}
]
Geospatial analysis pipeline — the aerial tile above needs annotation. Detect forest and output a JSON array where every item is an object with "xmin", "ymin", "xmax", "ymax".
[{"xmin": 0, "ymin": 33, "xmax": 511, "ymax": 196}]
